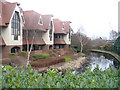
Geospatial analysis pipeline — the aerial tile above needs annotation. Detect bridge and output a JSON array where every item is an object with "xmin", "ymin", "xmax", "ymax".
[{"xmin": 89, "ymin": 49, "xmax": 120, "ymax": 62}]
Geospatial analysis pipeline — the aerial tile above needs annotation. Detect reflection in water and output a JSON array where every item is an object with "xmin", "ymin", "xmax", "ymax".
[{"xmin": 89, "ymin": 56, "xmax": 114, "ymax": 71}]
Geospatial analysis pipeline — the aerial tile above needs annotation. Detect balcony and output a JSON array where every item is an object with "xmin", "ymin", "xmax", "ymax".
[
  {"xmin": 54, "ymin": 38, "xmax": 66, "ymax": 44},
  {"xmin": 23, "ymin": 37, "xmax": 45, "ymax": 45}
]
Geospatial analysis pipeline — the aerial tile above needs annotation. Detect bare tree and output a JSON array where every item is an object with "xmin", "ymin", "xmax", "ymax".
[
  {"xmin": 24, "ymin": 30, "xmax": 36, "ymax": 67},
  {"xmin": 23, "ymin": 30, "xmax": 37, "ymax": 67},
  {"xmin": 109, "ymin": 30, "xmax": 118, "ymax": 40},
  {"xmin": 71, "ymin": 26, "xmax": 91, "ymax": 53}
]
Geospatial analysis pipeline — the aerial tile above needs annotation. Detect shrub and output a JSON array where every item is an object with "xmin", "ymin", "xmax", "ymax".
[
  {"xmin": 70, "ymin": 47, "xmax": 77, "ymax": 51},
  {"xmin": 9, "ymin": 53, "xmax": 17, "ymax": 56},
  {"xmin": 2, "ymin": 58, "xmax": 11, "ymax": 65},
  {"xmin": 78, "ymin": 53, "xmax": 85, "ymax": 57},
  {"xmin": 114, "ymin": 36, "xmax": 120, "ymax": 54},
  {"xmin": 32, "ymin": 54, "xmax": 50, "ymax": 61},
  {"xmin": 49, "ymin": 49, "xmax": 57, "ymax": 52},
  {"xmin": 30, "ymin": 57, "xmax": 65, "ymax": 67},
  {"xmin": 71, "ymin": 45, "xmax": 78, "ymax": 51},
  {"xmin": 101, "ymin": 43, "xmax": 113, "ymax": 51},
  {"xmin": 20, "ymin": 51, "xmax": 28, "ymax": 54},
  {"xmin": 52, "ymin": 49, "xmax": 57, "ymax": 52},
  {"xmin": 65, "ymin": 57, "xmax": 72, "ymax": 62},
  {"xmin": 2, "ymin": 65, "xmax": 119, "ymax": 88}
]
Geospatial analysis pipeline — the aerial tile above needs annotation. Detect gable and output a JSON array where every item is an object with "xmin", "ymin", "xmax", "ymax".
[{"xmin": 0, "ymin": 1, "xmax": 17, "ymax": 26}]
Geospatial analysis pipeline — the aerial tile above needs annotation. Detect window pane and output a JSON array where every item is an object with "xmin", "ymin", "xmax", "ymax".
[{"xmin": 11, "ymin": 11, "xmax": 21, "ymax": 39}]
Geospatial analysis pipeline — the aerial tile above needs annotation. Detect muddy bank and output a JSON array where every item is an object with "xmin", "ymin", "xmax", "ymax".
[{"xmin": 34, "ymin": 56, "xmax": 87, "ymax": 73}]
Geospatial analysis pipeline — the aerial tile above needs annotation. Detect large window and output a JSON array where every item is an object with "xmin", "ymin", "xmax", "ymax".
[
  {"xmin": 69, "ymin": 27, "xmax": 71, "ymax": 40},
  {"xmin": 49, "ymin": 21, "xmax": 53, "ymax": 41},
  {"xmin": 54, "ymin": 34, "xmax": 64, "ymax": 39},
  {"xmin": 11, "ymin": 11, "xmax": 20, "ymax": 40}
]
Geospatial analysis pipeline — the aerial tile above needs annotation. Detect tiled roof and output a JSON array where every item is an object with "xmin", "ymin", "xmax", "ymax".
[
  {"xmin": 54, "ymin": 38, "xmax": 66, "ymax": 44},
  {"xmin": 23, "ymin": 10, "xmax": 53, "ymax": 31},
  {"xmin": 42, "ymin": 14, "xmax": 53, "ymax": 30},
  {"xmin": 63, "ymin": 21, "xmax": 71, "ymax": 33},
  {"xmin": 0, "ymin": 0, "xmax": 17, "ymax": 26},
  {"xmin": 53, "ymin": 19, "xmax": 71, "ymax": 34},
  {"xmin": 0, "ymin": 36, "xmax": 6, "ymax": 45}
]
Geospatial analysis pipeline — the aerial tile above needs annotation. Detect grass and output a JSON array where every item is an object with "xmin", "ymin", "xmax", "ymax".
[
  {"xmin": 64, "ymin": 57, "xmax": 72, "ymax": 62},
  {"xmin": 9, "ymin": 53, "xmax": 17, "ymax": 56},
  {"xmin": 20, "ymin": 51, "xmax": 28, "ymax": 54},
  {"xmin": 78, "ymin": 53, "xmax": 85, "ymax": 57},
  {"xmin": 32, "ymin": 54, "xmax": 50, "ymax": 61}
]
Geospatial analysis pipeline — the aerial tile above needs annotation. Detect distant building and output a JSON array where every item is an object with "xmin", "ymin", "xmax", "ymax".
[
  {"xmin": 23, "ymin": 10, "xmax": 54, "ymax": 54},
  {"xmin": 53, "ymin": 19, "xmax": 71, "ymax": 50}
]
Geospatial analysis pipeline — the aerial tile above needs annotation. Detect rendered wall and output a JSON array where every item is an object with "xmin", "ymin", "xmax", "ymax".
[{"xmin": 1, "ymin": 5, "xmax": 23, "ymax": 46}]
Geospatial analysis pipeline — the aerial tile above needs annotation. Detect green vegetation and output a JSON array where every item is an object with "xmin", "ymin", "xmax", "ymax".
[
  {"xmin": 49, "ymin": 49, "xmax": 57, "ymax": 52},
  {"xmin": 71, "ymin": 45, "xmax": 78, "ymax": 52},
  {"xmin": 20, "ymin": 51, "xmax": 28, "ymax": 54},
  {"xmin": 78, "ymin": 53, "xmax": 85, "ymax": 57},
  {"xmin": 64, "ymin": 56, "xmax": 72, "ymax": 62},
  {"xmin": 2, "ymin": 65, "xmax": 119, "ymax": 88},
  {"xmin": 30, "ymin": 57, "xmax": 65, "ymax": 67},
  {"xmin": 32, "ymin": 54, "xmax": 50, "ymax": 61},
  {"xmin": 9, "ymin": 53, "xmax": 17, "ymax": 56},
  {"xmin": 101, "ymin": 43, "xmax": 113, "ymax": 51},
  {"xmin": 114, "ymin": 36, "xmax": 120, "ymax": 55},
  {"xmin": 70, "ymin": 47, "xmax": 77, "ymax": 52}
]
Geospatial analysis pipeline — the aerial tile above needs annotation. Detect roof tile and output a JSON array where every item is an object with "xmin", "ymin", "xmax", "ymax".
[
  {"xmin": 0, "ymin": 1, "xmax": 17, "ymax": 26},
  {"xmin": 53, "ymin": 19, "xmax": 71, "ymax": 34},
  {"xmin": 23, "ymin": 10, "xmax": 52, "ymax": 31}
]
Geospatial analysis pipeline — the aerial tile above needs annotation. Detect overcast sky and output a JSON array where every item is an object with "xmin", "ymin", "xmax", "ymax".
[{"xmin": 7, "ymin": 0, "xmax": 119, "ymax": 39}]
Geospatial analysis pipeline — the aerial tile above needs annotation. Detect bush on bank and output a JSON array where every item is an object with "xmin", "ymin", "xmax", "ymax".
[{"xmin": 2, "ymin": 65, "xmax": 119, "ymax": 88}]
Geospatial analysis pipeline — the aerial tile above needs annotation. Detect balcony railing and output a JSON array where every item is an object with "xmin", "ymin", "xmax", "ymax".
[
  {"xmin": 23, "ymin": 37, "xmax": 45, "ymax": 45},
  {"xmin": 54, "ymin": 38, "xmax": 66, "ymax": 44}
]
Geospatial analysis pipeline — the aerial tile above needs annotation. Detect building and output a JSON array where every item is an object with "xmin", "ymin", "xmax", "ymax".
[
  {"xmin": 53, "ymin": 19, "xmax": 71, "ymax": 50},
  {"xmin": 23, "ymin": 10, "xmax": 54, "ymax": 54},
  {"xmin": 0, "ymin": 0, "xmax": 24, "ymax": 58},
  {"xmin": 0, "ymin": 0, "xmax": 72, "ymax": 59}
]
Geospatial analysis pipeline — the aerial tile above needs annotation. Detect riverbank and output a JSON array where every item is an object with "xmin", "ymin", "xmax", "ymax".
[{"xmin": 33, "ymin": 56, "xmax": 87, "ymax": 73}]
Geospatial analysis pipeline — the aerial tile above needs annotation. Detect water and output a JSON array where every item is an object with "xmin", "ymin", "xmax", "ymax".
[
  {"xmin": 89, "ymin": 56, "xmax": 114, "ymax": 71},
  {"xmin": 75, "ymin": 55, "xmax": 115, "ymax": 74}
]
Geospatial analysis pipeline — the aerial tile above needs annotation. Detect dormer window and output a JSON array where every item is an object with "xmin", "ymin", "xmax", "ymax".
[
  {"xmin": 62, "ymin": 23, "xmax": 64, "ymax": 30},
  {"xmin": 38, "ymin": 16, "xmax": 43, "ymax": 25}
]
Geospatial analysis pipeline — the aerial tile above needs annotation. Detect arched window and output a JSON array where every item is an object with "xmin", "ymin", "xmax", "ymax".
[
  {"xmin": 11, "ymin": 47, "xmax": 20, "ymax": 53},
  {"xmin": 11, "ymin": 11, "xmax": 20, "ymax": 40}
]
